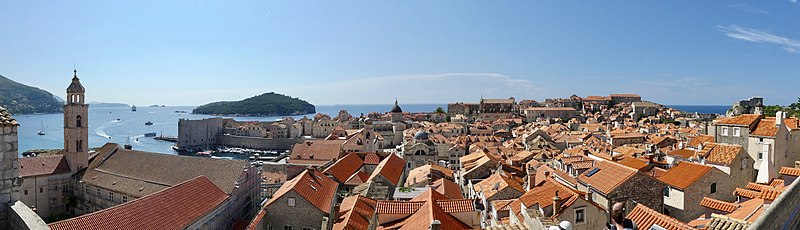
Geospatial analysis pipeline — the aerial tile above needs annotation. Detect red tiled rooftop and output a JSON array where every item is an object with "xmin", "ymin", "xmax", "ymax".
[
  {"xmin": 368, "ymin": 153, "xmax": 406, "ymax": 186},
  {"xmin": 19, "ymin": 155, "xmax": 71, "ymax": 177},
  {"xmin": 578, "ymin": 160, "xmax": 638, "ymax": 195},
  {"xmin": 700, "ymin": 197, "xmax": 739, "ymax": 213},
  {"xmin": 627, "ymin": 203, "xmax": 695, "ymax": 230},
  {"xmin": 49, "ymin": 176, "xmax": 228, "ymax": 230},
  {"xmin": 715, "ymin": 114, "xmax": 763, "ymax": 126},
  {"xmin": 323, "ymin": 152, "xmax": 364, "ymax": 182},
  {"xmin": 266, "ymin": 169, "xmax": 338, "ymax": 214},
  {"xmin": 779, "ymin": 167, "xmax": 800, "ymax": 176},
  {"xmin": 659, "ymin": 162, "xmax": 713, "ymax": 189}
]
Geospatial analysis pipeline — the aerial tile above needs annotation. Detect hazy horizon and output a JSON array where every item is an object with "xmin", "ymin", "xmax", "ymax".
[{"xmin": 2, "ymin": 1, "xmax": 799, "ymax": 106}]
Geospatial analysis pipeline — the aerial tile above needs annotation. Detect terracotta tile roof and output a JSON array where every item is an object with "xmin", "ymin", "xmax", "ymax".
[
  {"xmin": 723, "ymin": 198, "xmax": 767, "ymax": 223},
  {"xmin": 381, "ymin": 190, "xmax": 472, "ymax": 230},
  {"xmin": 658, "ymin": 162, "xmax": 713, "ymax": 189},
  {"xmin": 577, "ymin": 160, "xmax": 638, "ymax": 195},
  {"xmin": 368, "ymin": 153, "xmax": 405, "ymax": 186},
  {"xmin": 345, "ymin": 171, "xmax": 370, "ymax": 186},
  {"xmin": 246, "ymin": 210, "xmax": 266, "ymax": 230},
  {"xmin": 266, "ymin": 168, "xmax": 338, "ymax": 214},
  {"xmin": 610, "ymin": 93, "xmax": 641, "ymax": 98},
  {"xmin": 324, "ymin": 152, "xmax": 364, "ymax": 182},
  {"xmin": 617, "ymin": 157, "xmax": 649, "ymax": 170},
  {"xmin": 785, "ymin": 118, "xmax": 800, "ymax": 130},
  {"xmin": 364, "ymin": 153, "xmax": 381, "ymax": 165},
  {"xmin": 642, "ymin": 167, "xmax": 668, "ymax": 179},
  {"xmin": 769, "ymin": 179, "xmax": 785, "ymax": 189},
  {"xmin": 570, "ymin": 160, "xmax": 595, "ymax": 170},
  {"xmin": 436, "ymin": 199, "xmax": 476, "ymax": 213},
  {"xmin": 760, "ymin": 187, "xmax": 781, "ymax": 201},
  {"xmin": 733, "ymin": 188, "xmax": 760, "ymax": 199},
  {"xmin": 405, "ymin": 163, "xmax": 454, "ymax": 187},
  {"xmin": 745, "ymin": 182, "xmax": 769, "ymax": 191},
  {"xmin": 779, "ymin": 167, "xmax": 800, "ymax": 176},
  {"xmin": 751, "ymin": 118, "xmax": 778, "ymax": 137},
  {"xmin": 430, "ymin": 178, "xmax": 464, "ymax": 199},
  {"xmin": 668, "ymin": 149, "xmax": 697, "ymax": 159},
  {"xmin": 510, "ymin": 178, "xmax": 578, "ymax": 219},
  {"xmin": 700, "ymin": 197, "xmax": 739, "ymax": 213},
  {"xmin": 83, "ymin": 143, "xmax": 249, "ymax": 196},
  {"xmin": 626, "ymin": 203, "xmax": 696, "ymax": 230},
  {"xmin": 687, "ymin": 135, "xmax": 714, "ymax": 147},
  {"xmin": 699, "ymin": 143, "xmax": 743, "ymax": 165},
  {"xmin": 474, "ymin": 173, "xmax": 525, "ymax": 200},
  {"xmin": 491, "ymin": 200, "xmax": 513, "ymax": 212},
  {"xmin": 49, "ymin": 176, "xmax": 228, "ymax": 230},
  {"xmin": 333, "ymin": 195, "xmax": 377, "ymax": 230},
  {"xmin": 375, "ymin": 200, "xmax": 425, "ymax": 214},
  {"xmin": 19, "ymin": 155, "xmax": 71, "ymax": 177},
  {"xmin": 289, "ymin": 139, "xmax": 346, "ymax": 165},
  {"xmin": 552, "ymin": 168, "xmax": 578, "ymax": 186},
  {"xmin": 715, "ymin": 114, "xmax": 763, "ymax": 126},
  {"xmin": 0, "ymin": 106, "xmax": 18, "ymax": 126}
]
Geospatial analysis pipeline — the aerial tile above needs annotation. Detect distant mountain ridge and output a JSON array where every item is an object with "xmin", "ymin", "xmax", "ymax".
[
  {"xmin": 0, "ymin": 74, "xmax": 63, "ymax": 114},
  {"xmin": 193, "ymin": 92, "xmax": 315, "ymax": 116},
  {"xmin": 89, "ymin": 102, "xmax": 130, "ymax": 107}
]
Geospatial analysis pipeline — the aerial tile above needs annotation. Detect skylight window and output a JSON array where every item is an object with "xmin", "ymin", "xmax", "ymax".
[{"xmin": 586, "ymin": 168, "xmax": 601, "ymax": 177}]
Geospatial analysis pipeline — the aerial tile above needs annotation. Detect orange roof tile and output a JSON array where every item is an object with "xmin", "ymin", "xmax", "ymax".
[
  {"xmin": 760, "ymin": 188, "xmax": 781, "ymax": 201},
  {"xmin": 324, "ymin": 152, "xmax": 364, "ymax": 182},
  {"xmin": 364, "ymin": 153, "xmax": 381, "ymax": 165},
  {"xmin": 734, "ymin": 188, "xmax": 760, "ymax": 199},
  {"xmin": 745, "ymin": 182, "xmax": 769, "ymax": 191},
  {"xmin": 50, "ymin": 176, "xmax": 228, "ymax": 230},
  {"xmin": 658, "ymin": 162, "xmax": 713, "ymax": 189},
  {"xmin": 700, "ymin": 197, "xmax": 739, "ymax": 213},
  {"xmin": 751, "ymin": 118, "xmax": 779, "ymax": 137},
  {"xmin": 345, "ymin": 171, "xmax": 370, "ymax": 186},
  {"xmin": 668, "ymin": 149, "xmax": 697, "ymax": 159},
  {"xmin": 289, "ymin": 140, "xmax": 346, "ymax": 165},
  {"xmin": 687, "ymin": 135, "xmax": 713, "ymax": 147},
  {"xmin": 627, "ymin": 204, "xmax": 696, "ymax": 230},
  {"xmin": 436, "ymin": 199, "xmax": 476, "ymax": 213},
  {"xmin": 578, "ymin": 160, "xmax": 638, "ymax": 195},
  {"xmin": 368, "ymin": 153, "xmax": 406, "ymax": 186},
  {"xmin": 617, "ymin": 157, "xmax": 649, "ymax": 170},
  {"xmin": 375, "ymin": 201, "xmax": 425, "ymax": 214},
  {"xmin": 333, "ymin": 195, "xmax": 377, "ymax": 230},
  {"xmin": 700, "ymin": 143, "xmax": 744, "ymax": 165},
  {"xmin": 266, "ymin": 169, "xmax": 338, "ymax": 214},
  {"xmin": 19, "ymin": 155, "xmax": 71, "ymax": 177},
  {"xmin": 510, "ymin": 178, "xmax": 578, "ymax": 219},
  {"xmin": 779, "ymin": 167, "xmax": 800, "ymax": 176},
  {"xmin": 405, "ymin": 163, "xmax": 454, "ymax": 187},
  {"xmin": 715, "ymin": 114, "xmax": 763, "ymax": 126},
  {"xmin": 473, "ymin": 173, "xmax": 525, "ymax": 200},
  {"xmin": 431, "ymin": 178, "xmax": 464, "ymax": 199}
]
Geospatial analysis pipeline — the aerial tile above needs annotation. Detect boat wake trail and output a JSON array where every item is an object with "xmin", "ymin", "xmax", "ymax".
[{"xmin": 95, "ymin": 119, "xmax": 120, "ymax": 139}]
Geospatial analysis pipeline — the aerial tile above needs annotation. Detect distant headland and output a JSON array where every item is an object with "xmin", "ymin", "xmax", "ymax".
[{"xmin": 192, "ymin": 92, "xmax": 315, "ymax": 116}]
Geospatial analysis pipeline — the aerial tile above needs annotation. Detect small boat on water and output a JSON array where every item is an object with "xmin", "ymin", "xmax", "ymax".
[
  {"xmin": 131, "ymin": 105, "xmax": 137, "ymax": 112},
  {"xmin": 145, "ymin": 121, "xmax": 153, "ymax": 125},
  {"xmin": 37, "ymin": 121, "xmax": 45, "ymax": 135},
  {"xmin": 196, "ymin": 151, "xmax": 212, "ymax": 157},
  {"xmin": 144, "ymin": 132, "xmax": 157, "ymax": 137}
]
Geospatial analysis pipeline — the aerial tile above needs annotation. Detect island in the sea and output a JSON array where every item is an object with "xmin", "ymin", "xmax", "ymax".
[{"xmin": 193, "ymin": 92, "xmax": 315, "ymax": 116}]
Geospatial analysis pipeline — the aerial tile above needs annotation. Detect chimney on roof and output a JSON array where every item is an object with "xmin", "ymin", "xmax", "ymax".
[
  {"xmin": 777, "ymin": 111, "xmax": 786, "ymax": 128},
  {"xmin": 586, "ymin": 185, "xmax": 594, "ymax": 203},
  {"xmin": 553, "ymin": 190, "xmax": 562, "ymax": 215},
  {"xmin": 429, "ymin": 220, "xmax": 441, "ymax": 230}
]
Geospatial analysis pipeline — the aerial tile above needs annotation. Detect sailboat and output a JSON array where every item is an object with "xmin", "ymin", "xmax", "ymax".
[{"xmin": 37, "ymin": 121, "xmax": 45, "ymax": 136}]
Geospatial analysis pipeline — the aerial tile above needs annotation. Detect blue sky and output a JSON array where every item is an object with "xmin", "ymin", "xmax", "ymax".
[{"xmin": 1, "ymin": 1, "xmax": 799, "ymax": 106}]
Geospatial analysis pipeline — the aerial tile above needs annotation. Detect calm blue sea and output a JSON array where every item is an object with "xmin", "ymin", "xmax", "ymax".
[
  {"xmin": 14, "ymin": 104, "xmax": 446, "ymax": 156},
  {"xmin": 666, "ymin": 105, "xmax": 729, "ymax": 115}
]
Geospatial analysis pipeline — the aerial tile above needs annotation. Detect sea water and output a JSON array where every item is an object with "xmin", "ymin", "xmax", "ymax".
[{"xmin": 14, "ymin": 104, "xmax": 446, "ymax": 156}]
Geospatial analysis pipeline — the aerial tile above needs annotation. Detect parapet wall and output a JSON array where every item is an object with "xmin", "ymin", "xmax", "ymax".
[{"xmin": 217, "ymin": 135, "xmax": 301, "ymax": 150}]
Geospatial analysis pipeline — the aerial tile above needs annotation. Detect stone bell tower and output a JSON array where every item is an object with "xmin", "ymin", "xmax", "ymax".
[{"xmin": 64, "ymin": 69, "xmax": 89, "ymax": 173}]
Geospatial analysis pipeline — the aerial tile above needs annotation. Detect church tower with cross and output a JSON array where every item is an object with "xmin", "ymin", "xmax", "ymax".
[{"xmin": 64, "ymin": 69, "xmax": 89, "ymax": 173}]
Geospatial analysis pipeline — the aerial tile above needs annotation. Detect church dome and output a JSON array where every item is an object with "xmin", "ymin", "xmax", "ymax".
[
  {"xmin": 414, "ymin": 130, "xmax": 429, "ymax": 140},
  {"xmin": 67, "ymin": 70, "xmax": 85, "ymax": 93},
  {"xmin": 390, "ymin": 100, "xmax": 403, "ymax": 113}
]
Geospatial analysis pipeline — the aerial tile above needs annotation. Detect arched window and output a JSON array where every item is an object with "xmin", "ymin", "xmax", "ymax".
[{"xmin": 76, "ymin": 115, "xmax": 82, "ymax": 127}]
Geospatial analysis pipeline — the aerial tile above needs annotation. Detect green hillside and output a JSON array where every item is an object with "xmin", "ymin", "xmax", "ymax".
[
  {"xmin": 193, "ymin": 92, "xmax": 315, "ymax": 116},
  {"xmin": 0, "ymin": 74, "xmax": 63, "ymax": 114}
]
